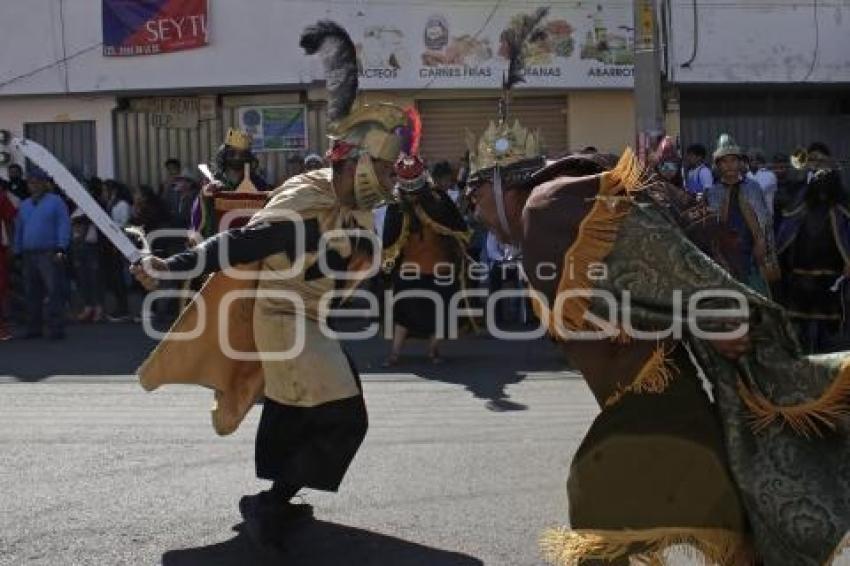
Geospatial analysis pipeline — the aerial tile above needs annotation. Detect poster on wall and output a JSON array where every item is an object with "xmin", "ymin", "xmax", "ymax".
[
  {"xmin": 103, "ymin": 0, "xmax": 209, "ymax": 57},
  {"xmin": 340, "ymin": 2, "xmax": 634, "ymax": 89},
  {"xmin": 238, "ymin": 106, "xmax": 307, "ymax": 152}
]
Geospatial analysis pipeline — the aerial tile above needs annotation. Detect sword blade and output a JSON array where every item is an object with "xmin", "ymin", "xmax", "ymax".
[{"xmin": 12, "ymin": 137, "xmax": 145, "ymax": 264}]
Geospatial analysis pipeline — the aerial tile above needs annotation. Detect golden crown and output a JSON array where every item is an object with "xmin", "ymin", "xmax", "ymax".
[
  {"xmin": 329, "ymin": 101, "xmax": 411, "ymax": 162},
  {"xmin": 466, "ymin": 119, "xmax": 542, "ymax": 178},
  {"xmin": 329, "ymin": 101, "xmax": 408, "ymax": 138},
  {"xmin": 224, "ymin": 128, "xmax": 253, "ymax": 151}
]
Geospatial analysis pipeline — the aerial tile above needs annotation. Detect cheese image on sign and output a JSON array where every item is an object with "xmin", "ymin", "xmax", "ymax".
[{"xmin": 357, "ymin": 26, "xmax": 409, "ymax": 80}]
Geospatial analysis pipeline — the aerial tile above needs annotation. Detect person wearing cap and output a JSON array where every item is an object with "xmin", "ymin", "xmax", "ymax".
[
  {"xmin": 13, "ymin": 168, "xmax": 70, "ymax": 340},
  {"xmin": 131, "ymin": 20, "xmax": 419, "ymax": 548},
  {"xmin": 191, "ymin": 128, "xmax": 271, "ymax": 240},
  {"xmin": 380, "ymin": 154, "xmax": 469, "ymax": 366},
  {"xmin": 303, "ymin": 153, "xmax": 325, "ymax": 172},
  {"xmin": 704, "ymin": 134, "xmax": 777, "ymax": 294}
]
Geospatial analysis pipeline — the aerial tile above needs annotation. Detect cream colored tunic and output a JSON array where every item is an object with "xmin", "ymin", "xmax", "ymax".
[
  {"xmin": 137, "ymin": 169, "xmax": 374, "ymax": 433},
  {"xmin": 250, "ymin": 168, "xmax": 374, "ymax": 407}
]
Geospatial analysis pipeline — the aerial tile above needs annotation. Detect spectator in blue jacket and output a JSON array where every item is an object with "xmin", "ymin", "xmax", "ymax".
[{"xmin": 13, "ymin": 168, "xmax": 71, "ymax": 339}]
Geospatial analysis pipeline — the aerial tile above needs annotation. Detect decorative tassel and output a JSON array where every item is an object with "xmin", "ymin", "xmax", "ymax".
[
  {"xmin": 547, "ymin": 149, "xmax": 647, "ymax": 338},
  {"xmin": 825, "ymin": 533, "xmax": 850, "ymax": 565},
  {"xmin": 736, "ymin": 362, "xmax": 850, "ymax": 438},
  {"xmin": 381, "ymin": 212, "xmax": 410, "ymax": 274},
  {"xmin": 608, "ymin": 147, "xmax": 650, "ymax": 195},
  {"xmin": 540, "ymin": 527, "xmax": 755, "ymax": 566},
  {"xmin": 610, "ymin": 323, "xmax": 633, "ymax": 345},
  {"xmin": 604, "ymin": 341, "xmax": 678, "ymax": 408}
]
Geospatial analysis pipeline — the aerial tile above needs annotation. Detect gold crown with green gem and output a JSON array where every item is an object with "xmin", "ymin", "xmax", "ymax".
[{"xmin": 466, "ymin": 119, "xmax": 542, "ymax": 178}]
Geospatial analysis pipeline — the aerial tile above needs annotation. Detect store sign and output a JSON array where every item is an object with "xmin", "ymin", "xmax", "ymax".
[
  {"xmin": 130, "ymin": 97, "xmax": 199, "ymax": 128},
  {"xmin": 103, "ymin": 0, "xmax": 208, "ymax": 57},
  {"xmin": 350, "ymin": 3, "xmax": 634, "ymax": 90},
  {"xmin": 238, "ymin": 106, "xmax": 307, "ymax": 152}
]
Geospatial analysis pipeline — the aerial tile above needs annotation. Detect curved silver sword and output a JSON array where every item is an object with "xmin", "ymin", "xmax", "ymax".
[{"xmin": 8, "ymin": 134, "xmax": 147, "ymax": 264}]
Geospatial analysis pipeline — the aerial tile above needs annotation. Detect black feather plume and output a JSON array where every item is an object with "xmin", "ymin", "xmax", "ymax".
[
  {"xmin": 501, "ymin": 7, "xmax": 550, "ymax": 90},
  {"xmin": 300, "ymin": 21, "xmax": 358, "ymax": 123}
]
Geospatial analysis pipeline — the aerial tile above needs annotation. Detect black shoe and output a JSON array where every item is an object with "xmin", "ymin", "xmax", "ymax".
[{"xmin": 239, "ymin": 492, "xmax": 314, "ymax": 548}]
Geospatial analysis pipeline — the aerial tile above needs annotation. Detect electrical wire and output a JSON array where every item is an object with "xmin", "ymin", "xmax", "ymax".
[
  {"xmin": 680, "ymin": 0, "xmax": 699, "ymax": 68},
  {"xmin": 0, "ymin": 43, "xmax": 102, "ymax": 91},
  {"xmin": 801, "ymin": 0, "xmax": 819, "ymax": 82},
  {"xmin": 59, "ymin": 0, "xmax": 70, "ymax": 93}
]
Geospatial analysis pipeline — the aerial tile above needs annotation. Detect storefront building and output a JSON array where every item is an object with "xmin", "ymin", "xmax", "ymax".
[{"xmin": 0, "ymin": 1, "xmax": 636, "ymax": 186}]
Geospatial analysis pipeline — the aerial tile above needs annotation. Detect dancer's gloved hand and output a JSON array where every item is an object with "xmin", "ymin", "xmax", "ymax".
[{"xmin": 130, "ymin": 256, "xmax": 169, "ymax": 291}]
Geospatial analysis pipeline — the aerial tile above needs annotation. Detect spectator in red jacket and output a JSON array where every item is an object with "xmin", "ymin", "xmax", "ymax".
[{"xmin": 0, "ymin": 179, "xmax": 20, "ymax": 340}]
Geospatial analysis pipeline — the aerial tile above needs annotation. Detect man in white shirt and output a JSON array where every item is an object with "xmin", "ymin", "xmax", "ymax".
[{"xmin": 684, "ymin": 143, "xmax": 714, "ymax": 195}]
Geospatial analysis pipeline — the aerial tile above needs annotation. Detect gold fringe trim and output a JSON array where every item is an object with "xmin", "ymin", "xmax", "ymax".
[
  {"xmin": 604, "ymin": 341, "xmax": 679, "ymax": 408},
  {"xmin": 413, "ymin": 203, "xmax": 472, "ymax": 244},
  {"xmin": 545, "ymin": 148, "xmax": 650, "ymax": 339},
  {"xmin": 540, "ymin": 527, "xmax": 755, "ymax": 566},
  {"xmin": 381, "ymin": 211, "xmax": 410, "ymax": 273},
  {"xmin": 610, "ymin": 323, "xmax": 633, "ymax": 345},
  {"xmin": 736, "ymin": 359, "xmax": 850, "ymax": 438},
  {"xmin": 825, "ymin": 532, "xmax": 850, "ymax": 565}
]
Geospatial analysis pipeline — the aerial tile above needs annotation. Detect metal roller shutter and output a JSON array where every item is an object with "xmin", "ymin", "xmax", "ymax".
[
  {"xmin": 23, "ymin": 121, "xmax": 97, "ymax": 180},
  {"xmin": 418, "ymin": 96, "xmax": 568, "ymax": 166},
  {"xmin": 114, "ymin": 108, "xmax": 221, "ymax": 189},
  {"xmin": 680, "ymin": 89, "xmax": 850, "ymax": 173},
  {"xmin": 114, "ymin": 94, "xmax": 325, "ymax": 189}
]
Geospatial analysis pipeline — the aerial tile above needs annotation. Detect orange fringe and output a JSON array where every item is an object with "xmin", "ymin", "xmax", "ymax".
[
  {"xmin": 825, "ymin": 533, "xmax": 850, "ymax": 565},
  {"xmin": 544, "ymin": 148, "xmax": 649, "ymax": 339},
  {"xmin": 604, "ymin": 341, "xmax": 679, "ymax": 408},
  {"xmin": 736, "ymin": 359, "xmax": 850, "ymax": 438},
  {"xmin": 540, "ymin": 526, "xmax": 755, "ymax": 566}
]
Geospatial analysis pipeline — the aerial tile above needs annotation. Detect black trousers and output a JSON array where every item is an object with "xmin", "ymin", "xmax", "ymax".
[{"xmin": 254, "ymin": 354, "xmax": 368, "ymax": 492}]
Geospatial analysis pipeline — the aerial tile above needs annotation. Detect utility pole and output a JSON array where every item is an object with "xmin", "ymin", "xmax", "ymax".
[{"xmin": 633, "ymin": 0, "xmax": 665, "ymax": 161}]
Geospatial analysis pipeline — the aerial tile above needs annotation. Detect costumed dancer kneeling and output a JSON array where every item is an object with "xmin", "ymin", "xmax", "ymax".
[
  {"xmin": 132, "ymin": 21, "xmax": 420, "ymax": 549},
  {"xmin": 465, "ymin": 9, "xmax": 850, "ymax": 565}
]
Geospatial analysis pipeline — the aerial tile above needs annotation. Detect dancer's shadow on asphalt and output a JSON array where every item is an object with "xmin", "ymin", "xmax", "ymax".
[
  {"xmin": 361, "ymin": 333, "xmax": 566, "ymax": 413},
  {"xmin": 161, "ymin": 520, "xmax": 483, "ymax": 566}
]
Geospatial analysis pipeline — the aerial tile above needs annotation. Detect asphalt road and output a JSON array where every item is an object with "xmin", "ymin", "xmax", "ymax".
[{"xmin": 0, "ymin": 324, "xmax": 597, "ymax": 566}]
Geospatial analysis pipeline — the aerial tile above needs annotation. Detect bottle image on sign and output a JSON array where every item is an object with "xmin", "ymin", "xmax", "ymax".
[{"xmin": 580, "ymin": 4, "xmax": 634, "ymax": 65}]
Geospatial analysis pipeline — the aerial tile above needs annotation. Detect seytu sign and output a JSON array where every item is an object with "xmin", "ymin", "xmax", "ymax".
[{"xmin": 103, "ymin": 0, "xmax": 209, "ymax": 57}]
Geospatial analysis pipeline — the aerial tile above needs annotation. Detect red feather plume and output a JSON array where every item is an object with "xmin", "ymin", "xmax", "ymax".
[{"xmin": 405, "ymin": 106, "xmax": 422, "ymax": 156}]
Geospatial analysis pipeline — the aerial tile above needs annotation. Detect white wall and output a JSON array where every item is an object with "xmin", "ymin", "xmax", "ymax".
[
  {"xmin": 668, "ymin": 0, "xmax": 850, "ymax": 83},
  {"xmin": 0, "ymin": 96, "xmax": 117, "ymax": 177},
  {"xmin": 0, "ymin": 0, "xmax": 635, "ymax": 94},
  {"xmin": 0, "ymin": 0, "xmax": 325, "ymax": 96}
]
